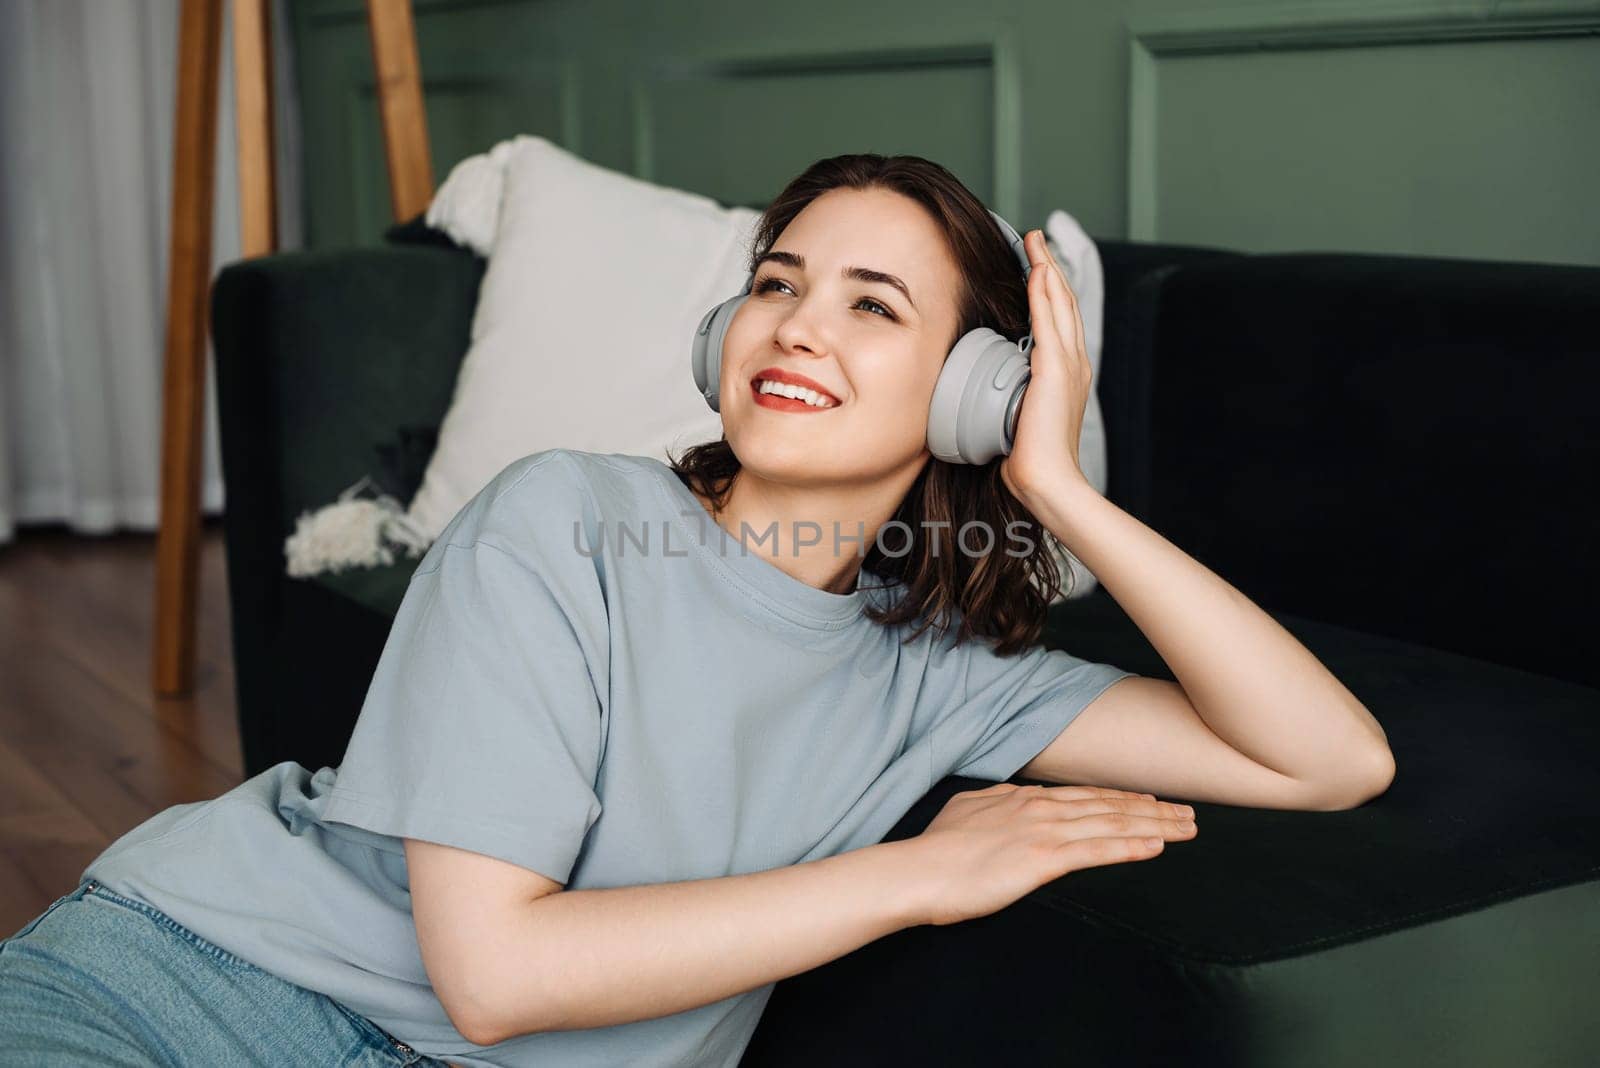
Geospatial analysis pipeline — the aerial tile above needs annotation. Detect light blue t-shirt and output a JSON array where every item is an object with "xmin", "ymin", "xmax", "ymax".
[{"xmin": 85, "ymin": 448, "xmax": 1135, "ymax": 1067}]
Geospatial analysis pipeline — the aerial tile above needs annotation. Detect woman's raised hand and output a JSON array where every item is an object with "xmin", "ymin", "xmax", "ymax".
[
  {"xmin": 901, "ymin": 782, "xmax": 1198, "ymax": 927},
  {"xmin": 998, "ymin": 229, "xmax": 1095, "ymax": 508}
]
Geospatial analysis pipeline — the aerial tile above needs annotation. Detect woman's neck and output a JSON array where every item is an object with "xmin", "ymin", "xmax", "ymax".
[{"xmin": 689, "ymin": 462, "xmax": 924, "ymax": 595}]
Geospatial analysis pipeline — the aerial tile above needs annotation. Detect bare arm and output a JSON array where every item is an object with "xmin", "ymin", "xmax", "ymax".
[
  {"xmin": 1002, "ymin": 228, "xmax": 1392, "ymax": 802},
  {"xmin": 406, "ymin": 836, "xmax": 928, "ymax": 1047},
  {"xmin": 1020, "ymin": 476, "xmax": 1393, "ymax": 798}
]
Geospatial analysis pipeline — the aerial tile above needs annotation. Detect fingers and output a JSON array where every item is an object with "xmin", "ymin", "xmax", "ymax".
[
  {"xmin": 1059, "ymin": 799, "xmax": 1195, "ymax": 824},
  {"xmin": 1056, "ymin": 834, "xmax": 1168, "ymax": 872},
  {"xmin": 1034, "ymin": 784, "xmax": 1164, "ymax": 805},
  {"xmin": 1013, "ymin": 785, "xmax": 1196, "ymax": 828},
  {"xmin": 1041, "ymin": 235, "xmax": 1087, "ymax": 361},
  {"xmin": 1063, "ymin": 810, "xmax": 1197, "ymax": 840},
  {"xmin": 1021, "ymin": 785, "xmax": 1197, "ymax": 828},
  {"xmin": 995, "ymin": 782, "xmax": 1192, "ymax": 819},
  {"xmin": 1023, "ymin": 227, "xmax": 1054, "ymax": 270},
  {"xmin": 1050, "ymin": 811, "xmax": 1197, "ymax": 875},
  {"xmin": 1024, "ymin": 230, "xmax": 1089, "ymax": 369},
  {"xmin": 1024, "ymin": 235, "xmax": 1069, "ymax": 363},
  {"xmin": 1036, "ymin": 797, "xmax": 1197, "ymax": 839}
]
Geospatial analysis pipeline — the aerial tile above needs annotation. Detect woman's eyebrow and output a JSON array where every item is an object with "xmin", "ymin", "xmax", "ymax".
[{"xmin": 754, "ymin": 250, "xmax": 917, "ymax": 311}]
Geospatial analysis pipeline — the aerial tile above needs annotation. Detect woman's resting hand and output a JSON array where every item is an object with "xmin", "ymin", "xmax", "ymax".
[{"xmin": 901, "ymin": 782, "xmax": 1198, "ymax": 927}]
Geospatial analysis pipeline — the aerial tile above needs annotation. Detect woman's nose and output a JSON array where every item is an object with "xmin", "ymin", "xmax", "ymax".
[{"xmin": 772, "ymin": 303, "xmax": 829, "ymax": 357}]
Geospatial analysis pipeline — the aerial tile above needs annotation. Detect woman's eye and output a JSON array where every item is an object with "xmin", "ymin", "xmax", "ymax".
[
  {"xmin": 752, "ymin": 275, "xmax": 795, "ymax": 297},
  {"xmin": 752, "ymin": 276, "xmax": 896, "ymax": 321}
]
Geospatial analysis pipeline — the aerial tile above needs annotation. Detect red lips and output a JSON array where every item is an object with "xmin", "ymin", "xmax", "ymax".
[{"xmin": 749, "ymin": 367, "xmax": 842, "ymax": 406}]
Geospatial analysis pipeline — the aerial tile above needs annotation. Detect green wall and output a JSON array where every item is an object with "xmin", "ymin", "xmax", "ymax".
[{"xmin": 289, "ymin": 0, "xmax": 1600, "ymax": 266}]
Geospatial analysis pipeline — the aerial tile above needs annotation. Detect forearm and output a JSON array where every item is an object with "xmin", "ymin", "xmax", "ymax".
[
  {"xmin": 1023, "ymin": 476, "xmax": 1391, "ymax": 788},
  {"xmin": 474, "ymin": 838, "xmax": 925, "ymax": 1043}
]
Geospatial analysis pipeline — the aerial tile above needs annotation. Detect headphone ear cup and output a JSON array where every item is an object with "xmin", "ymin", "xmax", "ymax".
[
  {"xmin": 690, "ymin": 294, "xmax": 749, "ymax": 412},
  {"xmin": 927, "ymin": 328, "xmax": 1033, "ymax": 465}
]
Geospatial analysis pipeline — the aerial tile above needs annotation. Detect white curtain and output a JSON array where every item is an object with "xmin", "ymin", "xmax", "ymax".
[{"xmin": 0, "ymin": 0, "xmax": 302, "ymax": 544}]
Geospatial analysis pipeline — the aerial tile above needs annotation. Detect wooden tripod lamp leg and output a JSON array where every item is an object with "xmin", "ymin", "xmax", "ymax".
[
  {"xmin": 233, "ymin": 0, "xmax": 278, "ymax": 258},
  {"xmin": 153, "ymin": 0, "xmax": 223, "ymax": 697},
  {"xmin": 366, "ymin": 0, "xmax": 434, "ymax": 221},
  {"xmin": 155, "ymin": 0, "xmax": 426, "ymax": 697},
  {"xmin": 154, "ymin": 0, "xmax": 275, "ymax": 697}
]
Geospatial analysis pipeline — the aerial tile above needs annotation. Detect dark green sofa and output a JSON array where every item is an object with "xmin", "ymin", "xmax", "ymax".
[{"xmin": 210, "ymin": 219, "xmax": 1600, "ymax": 1066}]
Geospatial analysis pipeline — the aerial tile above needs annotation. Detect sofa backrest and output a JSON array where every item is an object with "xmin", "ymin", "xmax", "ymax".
[{"xmin": 1095, "ymin": 241, "xmax": 1598, "ymax": 690}]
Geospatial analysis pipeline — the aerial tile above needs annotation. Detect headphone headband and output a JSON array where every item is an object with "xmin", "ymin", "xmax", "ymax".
[{"xmin": 986, "ymin": 209, "xmax": 1034, "ymax": 283}]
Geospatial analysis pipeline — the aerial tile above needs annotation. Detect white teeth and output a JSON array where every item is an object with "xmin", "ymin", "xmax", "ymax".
[{"xmin": 757, "ymin": 379, "xmax": 835, "ymax": 407}]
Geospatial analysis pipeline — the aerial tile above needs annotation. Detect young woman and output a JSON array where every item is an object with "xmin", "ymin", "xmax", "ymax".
[{"xmin": 0, "ymin": 154, "xmax": 1393, "ymax": 1067}]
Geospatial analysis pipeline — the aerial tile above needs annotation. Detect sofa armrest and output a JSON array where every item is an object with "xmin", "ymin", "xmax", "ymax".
[
  {"xmin": 210, "ymin": 241, "xmax": 484, "ymax": 773},
  {"xmin": 211, "ymin": 242, "xmax": 484, "ymax": 529}
]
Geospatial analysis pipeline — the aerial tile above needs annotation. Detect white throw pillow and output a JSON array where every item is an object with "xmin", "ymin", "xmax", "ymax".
[
  {"xmin": 405, "ymin": 135, "xmax": 744, "ymax": 537},
  {"xmin": 287, "ymin": 135, "xmax": 1111, "ymax": 603}
]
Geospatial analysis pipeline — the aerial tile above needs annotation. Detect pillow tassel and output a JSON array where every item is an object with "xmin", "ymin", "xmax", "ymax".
[
  {"xmin": 424, "ymin": 134, "xmax": 534, "ymax": 256},
  {"xmin": 283, "ymin": 476, "xmax": 433, "ymax": 579}
]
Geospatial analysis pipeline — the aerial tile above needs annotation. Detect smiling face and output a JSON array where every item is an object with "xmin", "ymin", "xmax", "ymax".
[{"xmin": 719, "ymin": 186, "xmax": 965, "ymax": 493}]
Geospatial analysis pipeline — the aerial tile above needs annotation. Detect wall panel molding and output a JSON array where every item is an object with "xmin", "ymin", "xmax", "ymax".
[
  {"xmin": 287, "ymin": 0, "xmax": 1594, "ymax": 260},
  {"xmin": 1126, "ymin": 0, "xmax": 1600, "ymax": 243},
  {"xmin": 627, "ymin": 34, "xmax": 1023, "ymax": 218},
  {"xmin": 1131, "ymin": 0, "xmax": 1600, "ymax": 55}
]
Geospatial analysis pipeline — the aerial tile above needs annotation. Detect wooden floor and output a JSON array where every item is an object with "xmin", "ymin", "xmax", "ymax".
[{"xmin": 0, "ymin": 521, "xmax": 244, "ymax": 936}]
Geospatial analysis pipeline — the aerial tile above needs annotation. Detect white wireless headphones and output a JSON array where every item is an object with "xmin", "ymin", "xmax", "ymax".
[{"xmin": 690, "ymin": 209, "xmax": 1035, "ymax": 465}]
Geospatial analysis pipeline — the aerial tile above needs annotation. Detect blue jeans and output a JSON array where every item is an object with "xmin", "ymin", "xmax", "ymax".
[{"xmin": 0, "ymin": 880, "xmax": 453, "ymax": 1067}]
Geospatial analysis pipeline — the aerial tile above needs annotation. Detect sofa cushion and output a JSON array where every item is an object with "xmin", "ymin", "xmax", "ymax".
[{"xmin": 742, "ymin": 586, "xmax": 1600, "ymax": 1065}]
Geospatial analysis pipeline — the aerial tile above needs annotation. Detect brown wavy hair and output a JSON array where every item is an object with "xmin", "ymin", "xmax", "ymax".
[{"xmin": 667, "ymin": 153, "xmax": 1075, "ymax": 656}]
